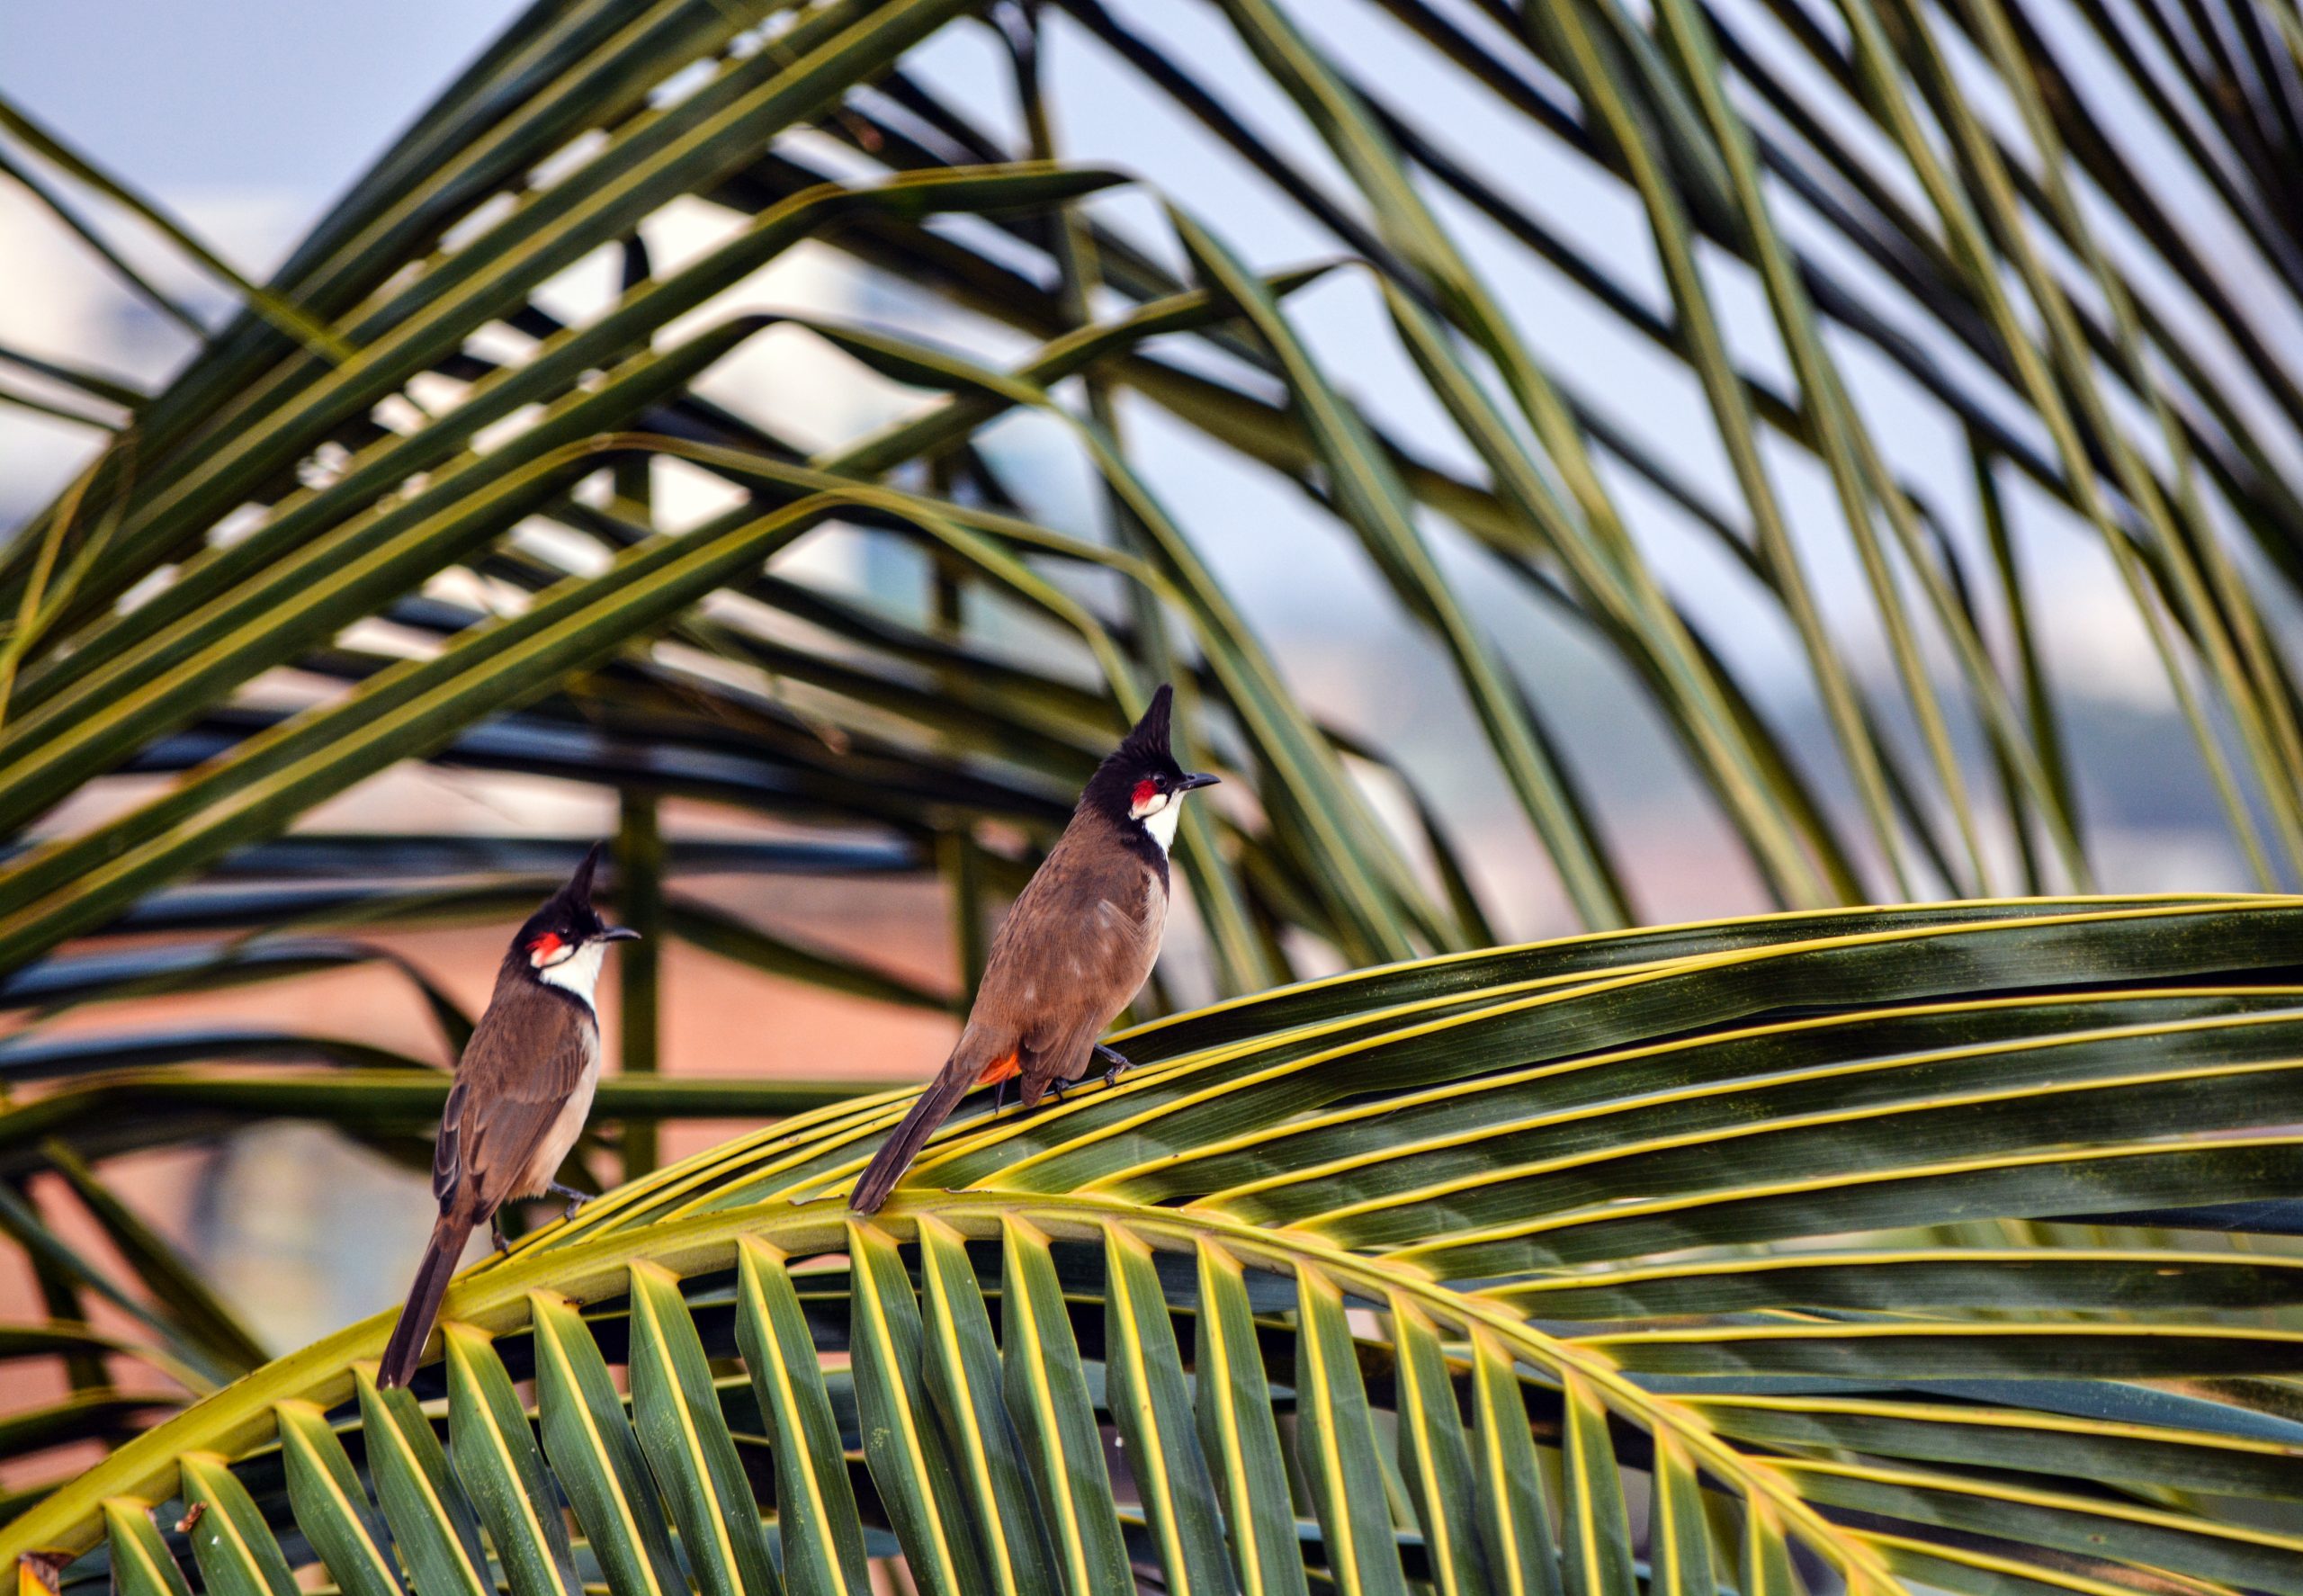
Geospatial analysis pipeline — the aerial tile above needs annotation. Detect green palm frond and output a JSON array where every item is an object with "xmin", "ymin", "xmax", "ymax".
[{"xmin": 11, "ymin": 899, "xmax": 2303, "ymax": 1591}]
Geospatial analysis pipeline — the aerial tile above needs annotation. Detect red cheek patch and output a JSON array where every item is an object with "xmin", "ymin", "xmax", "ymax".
[
  {"xmin": 1131, "ymin": 778, "xmax": 1158, "ymax": 810},
  {"xmin": 528, "ymin": 931, "xmax": 564, "ymax": 962}
]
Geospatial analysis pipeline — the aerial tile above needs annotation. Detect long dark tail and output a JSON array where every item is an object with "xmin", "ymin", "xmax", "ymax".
[
  {"xmin": 850, "ymin": 1060, "xmax": 990, "ymax": 1215},
  {"xmin": 379, "ymin": 1211, "xmax": 477, "ymax": 1388}
]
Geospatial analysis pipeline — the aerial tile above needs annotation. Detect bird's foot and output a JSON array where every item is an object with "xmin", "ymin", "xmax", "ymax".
[
  {"xmin": 545, "ymin": 1180, "xmax": 591, "ymax": 1221},
  {"xmin": 490, "ymin": 1215, "xmax": 511, "ymax": 1256},
  {"xmin": 1047, "ymin": 1077, "xmax": 1069, "ymax": 1104},
  {"xmin": 1095, "ymin": 1044, "xmax": 1134, "ymax": 1088},
  {"xmin": 991, "ymin": 1078, "xmax": 1009, "ymax": 1116}
]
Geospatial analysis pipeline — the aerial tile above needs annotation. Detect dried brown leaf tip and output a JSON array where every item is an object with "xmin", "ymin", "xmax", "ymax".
[{"xmin": 17, "ymin": 1550, "xmax": 67, "ymax": 1596}]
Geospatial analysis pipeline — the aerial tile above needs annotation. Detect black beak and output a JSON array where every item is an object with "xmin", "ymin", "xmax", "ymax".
[
  {"xmin": 1178, "ymin": 772, "xmax": 1222, "ymax": 792},
  {"xmin": 598, "ymin": 927, "xmax": 643, "ymax": 942}
]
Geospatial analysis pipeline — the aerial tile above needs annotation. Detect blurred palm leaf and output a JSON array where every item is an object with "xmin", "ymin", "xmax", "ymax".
[
  {"xmin": 4, "ymin": 0, "xmax": 2300, "ymax": 966},
  {"xmin": 10, "ymin": 899, "xmax": 2303, "ymax": 1591}
]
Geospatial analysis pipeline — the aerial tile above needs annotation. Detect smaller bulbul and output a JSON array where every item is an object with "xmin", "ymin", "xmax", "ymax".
[
  {"xmin": 378, "ymin": 843, "xmax": 640, "ymax": 1388},
  {"xmin": 851, "ymin": 684, "xmax": 1217, "ymax": 1214}
]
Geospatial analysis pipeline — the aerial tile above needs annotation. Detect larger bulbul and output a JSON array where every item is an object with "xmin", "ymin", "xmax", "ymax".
[
  {"xmin": 851, "ymin": 684, "xmax": 1217, "ymax": 1214},
  {"xmin": 378, "ymin": 844, "xmax": 640, "ymax": 1388}
]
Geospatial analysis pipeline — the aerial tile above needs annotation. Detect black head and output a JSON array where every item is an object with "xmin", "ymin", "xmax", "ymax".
[
  {"xmin": 509, "ymin": 841, "xmax": 641, "ymax": 973},
  {"xmin": 1080, "ymin": 684, "xmax": 1220, "ymax": 835}
]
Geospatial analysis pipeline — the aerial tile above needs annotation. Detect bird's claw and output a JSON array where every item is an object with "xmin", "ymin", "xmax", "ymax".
[
  {"xmin": 545, "ymin": 1180, "xmax": 591, "ymax": 1222},
  {"xmin": 490, "ymin": 1216, "xmax": 511, "ymax": 1256},
  {"xmin": 1095, "ymin": 1044, "xmax": 1134, "ymax": 1088}
]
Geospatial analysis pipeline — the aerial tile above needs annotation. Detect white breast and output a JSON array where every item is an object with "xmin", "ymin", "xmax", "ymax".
[
  {"xmin": 539, "ymin": 939, "xmax": 608, "ymax": 1006},
  {"xmin": 1143, "ymin": 799, "xmax": 1182, "ymax": 854}
]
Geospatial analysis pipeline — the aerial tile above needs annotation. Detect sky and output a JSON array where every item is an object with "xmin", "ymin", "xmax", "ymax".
[{"xmin": 4, "ymin": 0, "xmax": 528, "ymax": 198}]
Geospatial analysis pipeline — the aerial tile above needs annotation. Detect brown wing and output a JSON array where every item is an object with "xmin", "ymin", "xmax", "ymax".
[
  {"xmin": 432, "ymin": 1078, "xmax": 465, "ymax": 1206},
  {"xmin": 972, "ymin": 817, "xmax": 1166, "ymax": 1100},
  {"xmin": 440, "ymin": 979, "xmax": 597, "ymax": 1215}
]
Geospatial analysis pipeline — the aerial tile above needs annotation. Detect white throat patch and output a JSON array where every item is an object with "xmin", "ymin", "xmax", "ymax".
[
  {"xmin": 538, "ymin": 938, "xmax": 608, "ymax": 1005},
  {"xmin": 1142, "ymin": 796, "xmax": 1184, "ymax": 854}
]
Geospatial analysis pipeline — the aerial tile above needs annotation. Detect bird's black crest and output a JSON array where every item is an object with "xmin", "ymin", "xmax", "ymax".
[
  {"xmin": 1117, "ymin": 684, "xmax": 1175, "ymax": 765},
  {"xmin": 559, "ymin": 840, "xmax": 607, "ymax": 906}
]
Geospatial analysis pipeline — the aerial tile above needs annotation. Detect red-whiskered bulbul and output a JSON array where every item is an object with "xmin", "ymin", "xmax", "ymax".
[
  {"xmin": 850, "ymin": 684, "xmax": 1218, "ymax": 1214},
  {"xmin": 378, "ymin": 843, "xmax": 641, "ymax": 1387}
]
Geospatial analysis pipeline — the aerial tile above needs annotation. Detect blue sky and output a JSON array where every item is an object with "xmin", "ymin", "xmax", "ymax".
[{"xmin": 4, "ymin": 0, "xmax": 524, "ymax": 203}]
